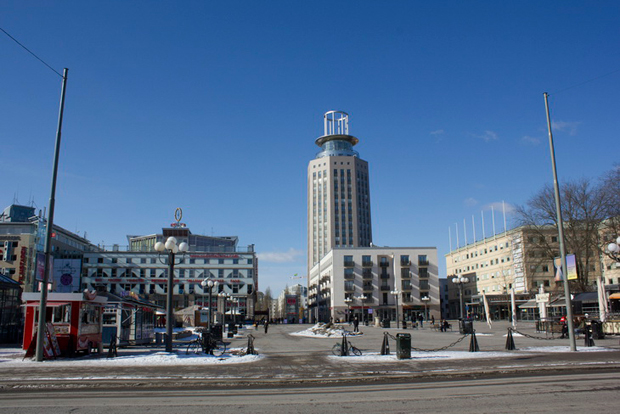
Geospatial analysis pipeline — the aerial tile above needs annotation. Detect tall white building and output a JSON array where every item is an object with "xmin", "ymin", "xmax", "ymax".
[
  {"xmin": 306, "ymin": 112, "xmax": 439, "ymax": 323},
  {"xmin": 307, "ymin": 111, "xmax": 372, "ymax": 273}
]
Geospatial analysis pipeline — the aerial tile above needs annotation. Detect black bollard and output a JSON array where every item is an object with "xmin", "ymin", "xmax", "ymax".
[
  {"xmin": 505, "ymin": 328, "xmax": 516, "ymax": 350},
  {"xmin": 584, "ymin": 327, "xmax": 595, "ymax": 347},
  {"xmin": 381, "ymin": 332, "xmax": 390, "ymax": 355},
  {"xmin": 247, "ymin": 334, "xmax": 256, "ymax": 355},
  {"xmin": 469, "ymin": 331, "xmax": 480, "ymax": 352},
  {"xmin": 341, "ymin": 334, "xmax": 349, "ymax": 356}
]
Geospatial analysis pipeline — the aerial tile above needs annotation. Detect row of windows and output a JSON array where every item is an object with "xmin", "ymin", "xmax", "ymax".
[
  {"xmin": 86, "ymin": 268, "xmax": 253, "ymax": 279},
  {"xmin": 86, "ymin": 257, "xmax": 253, "ymax": 265},
  {"xmin": 453, "ymin": 242, "xmax": 511, "ymax": 262}
]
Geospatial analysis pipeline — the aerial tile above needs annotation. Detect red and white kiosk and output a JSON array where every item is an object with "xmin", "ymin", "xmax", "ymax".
[{"xmin": 22, "ymin": 291, "xmax": 107, "ymax": 357}]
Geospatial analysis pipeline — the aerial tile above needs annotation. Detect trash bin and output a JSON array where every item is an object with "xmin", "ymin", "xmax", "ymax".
[
  {"xmin": 590, "ymin": 320, "xmax": 605, "ymax": 339},
  {"xmin": 459, "ymin": 318, "xmax": 474, "ymax": 334},
  {"xmin": 382, "ymin": 319, "xmax": 391, "ymax": 328},
  {"xmin": 210, "ymin": 324, "xmax": 223, "ymax": 340},
  {"xmin": 155, "ymin": 332, "xmax": 164, "ymax": 345},
  {"xmin": 396, "ymin": 333, "xmax": 411, "ymax": 359}
]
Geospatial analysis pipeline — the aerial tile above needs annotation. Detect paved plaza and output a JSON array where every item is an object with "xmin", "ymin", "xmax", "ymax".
[{"xmin": 1, "ymin": 320, "xmax": 619, "ymax": 389}]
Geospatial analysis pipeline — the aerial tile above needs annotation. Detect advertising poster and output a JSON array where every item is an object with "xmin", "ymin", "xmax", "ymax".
[
  {"xmin": 53, "ymin": 259, "xmax": 82, "ymax": 293},
  {"xmin": 554, "ymin": 254, "xmax": 578, "ymax": 281}
]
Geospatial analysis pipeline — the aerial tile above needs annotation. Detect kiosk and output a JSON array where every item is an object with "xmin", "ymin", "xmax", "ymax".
[{"xmin": 22, "ymin": 291, "xmax": 107, "ymax": 356}]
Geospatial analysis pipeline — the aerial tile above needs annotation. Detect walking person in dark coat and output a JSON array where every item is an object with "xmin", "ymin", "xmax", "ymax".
[
  {"xmin": 353, "ymin": 316, "xmax": 360, "ymax": 333},
  {"xmin": 264, "ymin": 320, "xmax": 269, "ymax": 334}
]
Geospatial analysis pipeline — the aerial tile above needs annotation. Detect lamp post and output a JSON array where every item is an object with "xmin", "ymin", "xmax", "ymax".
[
  {"xmin": 201, "ymin": 279, "xmax": 218, "ymax": 331},
  {"xmin": 219, "ymin": 292, "xmax": 228, "ymax": 324},
  {"xmin": 606, "ymin": 236, "xmax": 620, "ymax": 262},
  {"xmin": 344, "ymin": 297, "xmax": 352, "ymax": 323},
  {"xmin": 390, "ymin": 289, "xmax": 401, "ymax": 328},
  {"xmin": 452, "ymin": 275, "xmax": 469, "ymax": 319},
  {"xmin": 154, "ymin": 236, "xmax": 189, "ymax": 353},
  {"xmin": 355, "ymin": 294, "xmax": 367, "ymax": 325},
  {"xmin": 421, "ymin": 296, "xmax": 430, "ymax": 322}
]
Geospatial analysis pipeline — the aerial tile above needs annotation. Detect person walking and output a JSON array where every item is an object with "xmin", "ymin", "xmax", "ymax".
[
  {"xmin": 431, "ymin": 315, "xmax": 435, "ymax": 326},
  {"xmin": 418, "ymin": 313, "xmax": 424, "ymax": 328},
  {"xmin": 264, "ymin": 320, "xmax": 269, "ymax": 334},
  {"xmin": 353, "ymin": 316, "xmax": 360, "ymax": 333}
]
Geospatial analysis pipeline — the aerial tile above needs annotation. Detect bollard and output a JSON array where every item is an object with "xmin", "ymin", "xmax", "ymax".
[
  {"xmin": 505, "ymin": 328, "xmax": 516, "ymax": 350},
  {"xmin": 380, "ymin": 332, "xmax": 390, "ymax": 355},
  {"xmin": 469, "ymin": 331, "xmax": 480, "ymax": 352},
  {"xmin": 341, "ymin": 334, "xmax": 349, "ymax": 356},
  {"xmin": 246, "ymin": 334, "xmax": 256, "ymax": 355},
  {"xmin": 584, "ymin": 327, "xmax": 595, "ymax": 347}
]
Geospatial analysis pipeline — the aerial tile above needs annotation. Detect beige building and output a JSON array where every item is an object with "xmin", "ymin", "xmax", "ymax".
[{"xmin": 445, "ymin": 225, "xmax": 606, "ymax": 319}]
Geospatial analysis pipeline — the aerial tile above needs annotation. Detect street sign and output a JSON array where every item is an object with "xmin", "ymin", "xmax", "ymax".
[{"xmin": 535, "ymin": 293, "xmax": 550, "ymax": 303}]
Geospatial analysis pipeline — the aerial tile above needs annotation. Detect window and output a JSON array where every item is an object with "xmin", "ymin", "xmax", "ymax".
[
  {"xmin": 401, "ymin": 268, "xmax": 410, "ymax": 278},
  {"xmin": 418, "ymin": 255, "xmax": 429, "ymax": 266},
  {"xmin": 344, "ymin": 255, "xmax": 354, "ymax": 266}
]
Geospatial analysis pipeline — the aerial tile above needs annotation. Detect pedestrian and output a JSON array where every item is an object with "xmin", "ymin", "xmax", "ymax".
[
  {"xmin": 264, "ymin": 320, "xmax": 269, "ymax": 334},
  {"xmin": 353, "ymin": 316, "xmax": 359, "ymax": 333},
  {"xmin": 431, "ymin": 315, "xmax": 435, "ymax": 326},
  {"xmin": 418, "ymin": 313, "xmax": 424, "ymax": 328}
]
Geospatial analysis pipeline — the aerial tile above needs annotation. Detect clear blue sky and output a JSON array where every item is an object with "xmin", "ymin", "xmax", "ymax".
[{"xmin": 2, "ymin": 1, "xmax": 619, "ymax": 295}]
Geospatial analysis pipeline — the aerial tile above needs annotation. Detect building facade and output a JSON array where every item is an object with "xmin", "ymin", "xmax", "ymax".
[
  {"xmin": 307, "ymin": 111, "xmax": 372, "ymax": 272},
  {"xmin": 309, "ymin": 247, "xmax": 439, "ymax": 324},
  {"xmin": 82, "ymin": 226, "xmax": 258, "ymax": 320},
  {"xmin": 445, "ymin": 226, "xmax": 606, "ymax": 320}
]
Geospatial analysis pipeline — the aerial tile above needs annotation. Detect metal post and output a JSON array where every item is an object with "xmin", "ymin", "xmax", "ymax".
[
  {"xmin": 544, "ymin": 92, "xmax": 577, "ymax": 352},
  {"xmin": 208, "ymin": 285, "xmax": 213, "ymax": 331},
  {"xmin": 459, "ymin": 284, "xmax": 464, "ymax": 319},
  {"xmin": 35, "ymin": 68, "xmax": 68, "ymax": 362},
  {"xmin": 165, "ymin": 251, "xmax": 175, "ymax": 353}
]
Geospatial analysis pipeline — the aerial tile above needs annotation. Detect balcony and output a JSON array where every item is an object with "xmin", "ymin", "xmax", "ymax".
[
  {"xmin": 344, "ymin": 284, "xmax": 355, "ymax": 292},
  {"xmin": 400, "ymin": 260, "xmax": 411, "ymax": 266},
  {"xmin": 362, "ymin": 261, "xmax": 373, "ymax": 267},
  {"xmin": 344, "ymin": 273, "xmax": 355, "ymax": 280},
  {"xmin": 362, "ymin": 284, "xmax": 373, "ymax": 292},
  {"xmin": 344, "ymin": 260, "xmax": 355, "ymax": 267},
  {"xmin": 379, "ymin": 261, "xmax": 389, "ymax": 267},
  {"xmin": 418, "ymin": 260, "xmax": 430, "ymax": 266},
  {"xmin": 362, "ymin": 270, "xmax": 373, "ymax": 279},
  {"xmin": 380, "ymin": 285, "xmax": 391, "ymax": 291},
  {"xmin": 380, "ymin": 272, "xmax": 390, "ymax": 279}
]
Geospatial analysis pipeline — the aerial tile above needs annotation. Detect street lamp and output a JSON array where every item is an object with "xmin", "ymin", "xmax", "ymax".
[
  {"xmin": 606, "ymin": 236, "xmax": 620, "ymax": 262},
  {"xmin": 421, "ymin": 296, "xmax": 430, "ymax": 322},
  {"xmin": 452, "ymin": 275, "xmax": 469, "ymax": 319},
  {"xmin": 344, "ymin": 297, "xmax": 352, "ymax": 323},
  {"xmin": 390, "ymin": 289, "xmax": 401, "ymax": 328},
  {"xmin": 201, "ymin": 279, "xmax": 218, "ymax": 331},
  {"xmin": 355, "ymin": 294, "xmax": 367, "ymax": 325},
  {"xmin": 219, "ymin": 292, "xmax": 228, "ymax": 324},
  {"xmin": 154, "ymin": 236, "xmax": 189, "ymax": 352}
]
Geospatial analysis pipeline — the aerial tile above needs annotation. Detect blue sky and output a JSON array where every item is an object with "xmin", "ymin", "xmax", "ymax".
[{"xmin": 2, "ymin": 1, "xmax": 619, "ymax": 295}]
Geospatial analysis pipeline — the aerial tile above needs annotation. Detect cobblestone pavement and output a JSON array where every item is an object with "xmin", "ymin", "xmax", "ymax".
[{"xmin": 1, "ymin": 320, "xmax": 619, "ymax": 389}]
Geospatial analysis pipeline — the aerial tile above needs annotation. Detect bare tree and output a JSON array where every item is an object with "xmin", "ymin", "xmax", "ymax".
[{"xmin": 515, "ymin": 177, "xmax": 615, "ymax": 292}]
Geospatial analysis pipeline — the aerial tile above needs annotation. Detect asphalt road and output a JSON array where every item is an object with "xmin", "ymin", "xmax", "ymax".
[{"xmin": 2, "ymin": 371, "xmax": 618, "ymax": 413}]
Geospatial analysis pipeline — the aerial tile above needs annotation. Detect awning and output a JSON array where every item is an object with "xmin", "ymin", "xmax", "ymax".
[
  {"xmin": 518, "ymin": 299, "xmax": 539, "ymax": 309},
  {"xmin": 24, "ymin": 301, "xmax": 70, "ymax": 307},
  {"xmin": 609, "ymin": 293, "xmax": 620, "ymax": 300}
]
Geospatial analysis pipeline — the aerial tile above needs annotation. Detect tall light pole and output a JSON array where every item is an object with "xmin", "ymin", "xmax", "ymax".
[
  {"xmin": 155, "ymin": 236, "xmax": 188, "ymax": 352},
  {"xmin": 452, "ymin": 275, "xmax": 469, "ymax": 319},
  {"xmin": 422, "ymin": 296, "xmax": 430, "ymax": 321},
  {"xmin": 344, "ymin": 297, "xmax": 352, "ymax": 323},
  {"xmin": 35, "ymin": 68, "xmax": 69, "ymax": 362},
  {"xmin": 355, "ymin": 294, "xmax": 367, "ymax": 325},
  {"xmin": 544, "ymin": 92, "xmax": 577, "ymax": 352},
  {"xmin": 201, "ymin": 279, "xmax": 218, "ymax": 331},
  {"xmin": 390, "ymin": 289, "xmax": 401, "ymax": 328}
]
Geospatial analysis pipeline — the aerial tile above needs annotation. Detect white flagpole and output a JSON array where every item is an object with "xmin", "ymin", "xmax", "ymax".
[
  {"xmin": 449, "ymin": 226, "xmax": 452, "ymax": 252},
  {"xmin": 456, "ymin": 223, "xmax": 460, "ymax": 249},
  {"xmin": 492, "ymin": 205, "xmax": 496, "ymax": 240},
  {"xmin": 502, "ymin": 200, "xmax": 507, "ymax": 233},
  {"xmin": 481, "ymin": 211, "xmax": 486, "ymax": 240},
  {"xmin": 463, "ymin": 219, "xmax": 467, "ymax": 246},
  {"xmin": 472, "ymin": 215, "xmax": 476, "ymax": 243}
]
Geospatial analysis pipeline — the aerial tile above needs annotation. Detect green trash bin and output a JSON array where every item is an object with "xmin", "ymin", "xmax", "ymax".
[{"xmin": 396, "ymin": 333, "xmax": 411, "ymax": 359}]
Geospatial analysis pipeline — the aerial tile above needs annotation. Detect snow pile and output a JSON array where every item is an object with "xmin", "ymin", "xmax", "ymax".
[
  {"xmin": 0, "ymin": 350, "xmax": 263, "ymax": 367},
  {"xmin": 291, "ymin": 323, "xmax": 363, "ymax": 338},
  {"xmin": 328, "ymin": 350, "xmax": 516, "ymax": 361}
]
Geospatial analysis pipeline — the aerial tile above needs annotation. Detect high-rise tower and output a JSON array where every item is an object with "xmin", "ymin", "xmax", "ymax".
[{"xmin": 307, "ymin": 111, "xmax": 373, "ymax": 272}]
